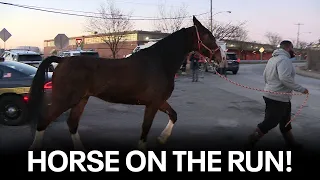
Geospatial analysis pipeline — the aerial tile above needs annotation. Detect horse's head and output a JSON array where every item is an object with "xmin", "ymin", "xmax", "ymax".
[{"xmin": 192, "ymin": 16, "xmax": 222, "ymax": 64}]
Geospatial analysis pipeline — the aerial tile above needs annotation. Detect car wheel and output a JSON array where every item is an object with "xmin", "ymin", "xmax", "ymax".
[
  {"xmin": 232, "ymin": 70, "xmax": 238, "ymax": 74},
  {"xmin": 0, "ymin": 95, "xmax": 28, "ymax": 126}
]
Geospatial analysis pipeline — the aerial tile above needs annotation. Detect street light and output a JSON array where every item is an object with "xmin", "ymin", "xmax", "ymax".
[
  {"xmin": 212, "ymin": 11, "xmax": 231, "ymax": 16},
  {"xmin": 210, "ymin": 10, "xmax": 232, "ymax": 32}
]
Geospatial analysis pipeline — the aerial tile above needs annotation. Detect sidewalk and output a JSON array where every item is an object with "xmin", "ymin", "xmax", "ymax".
[{"xmin": 296, "ymin": 66, "xmax": 320, "ymax": 80}]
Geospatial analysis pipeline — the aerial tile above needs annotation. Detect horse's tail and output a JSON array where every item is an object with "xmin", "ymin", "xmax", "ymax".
[{"xmin": 28, "ymin": 56, "xmax": 62, "ymax": 131}]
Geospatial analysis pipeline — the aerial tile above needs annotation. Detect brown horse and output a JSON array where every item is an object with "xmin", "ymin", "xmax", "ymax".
[{"xmin": 28, "ymin": 16, "xmax": 222, "ymax": 151}]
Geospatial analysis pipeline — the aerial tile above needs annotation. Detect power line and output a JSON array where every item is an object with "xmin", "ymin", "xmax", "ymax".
[
  {"xmin": 4, "ymin": 2, "xmax": 162, "ymax": 18},
  {"xmin": 113, "ymin": 0, "xmax": 183, "ymax": 8},
  {"xmin": 0, "ymin": 1, "xmax": 209, "ymax": 20}
]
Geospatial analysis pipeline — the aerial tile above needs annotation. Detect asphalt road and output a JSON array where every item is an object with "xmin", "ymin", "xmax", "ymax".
[{"xmin": 1, "ymin": 63, "xmax": 320, "ymax": 153}]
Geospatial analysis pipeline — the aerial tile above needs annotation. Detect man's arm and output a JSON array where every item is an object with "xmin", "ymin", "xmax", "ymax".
[
  {"xmin": 277, "ymin": 59, "xmax": 306, "ymax": 93},
  {"xmin": 263, "ymin": 69, "xmax": 267, "ymax": 84}
]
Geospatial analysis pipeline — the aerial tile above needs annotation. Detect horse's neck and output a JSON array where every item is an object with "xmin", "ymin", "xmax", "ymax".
[{"xmin": 152, "ymin": 27, "xmax": 196, "ymax": 74}]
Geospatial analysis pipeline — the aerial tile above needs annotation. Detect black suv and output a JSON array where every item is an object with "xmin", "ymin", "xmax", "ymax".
[{"xmin": 216, "ymin": 52, "xmax": 240, "ymax": 74}]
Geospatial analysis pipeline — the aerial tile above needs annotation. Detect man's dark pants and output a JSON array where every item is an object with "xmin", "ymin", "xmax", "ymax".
[
  {"xmin": 258, "ymin": 96, "xmax": 292, "ymax": 134},
  {"xmin": 219, "ymin": 67, "xmax": 227, "ymax": 77},
  {"xmin": 192, "ymin": 62, "xmax": 199, "ymax": 82}
]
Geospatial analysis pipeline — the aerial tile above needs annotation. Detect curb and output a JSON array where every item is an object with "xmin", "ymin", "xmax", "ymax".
[{"xmin": 295, "ymin": 66, "xmax": 320, "ymax": 80}]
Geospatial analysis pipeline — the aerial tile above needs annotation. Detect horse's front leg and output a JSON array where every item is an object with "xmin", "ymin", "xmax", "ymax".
[
  {"xmin": 157, "ymin": 101, "xmax": 177, "ymax": 144},
  {"xmin": 138, "ymin": 104, "xmax": 159, "ymax": 152}
]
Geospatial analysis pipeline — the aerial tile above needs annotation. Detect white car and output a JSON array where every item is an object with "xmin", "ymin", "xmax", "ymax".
[
  {"xmin": 58, "ymin": 50, "xmax": 99, "ymax": 58},
  {"xmin": 0, "ymin": 49, "xmax": 54, "ymax": 72},
  {"xmin": 125, "ymin": 40, "xmax": 160, "ymax": 58}
]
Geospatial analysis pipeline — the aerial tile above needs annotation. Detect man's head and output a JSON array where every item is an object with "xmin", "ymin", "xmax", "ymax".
[{"xmin": 279, "ymin": 40, "xmax": 295, "ymax": 58}]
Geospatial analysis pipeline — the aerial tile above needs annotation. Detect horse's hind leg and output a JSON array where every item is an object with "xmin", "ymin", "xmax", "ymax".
[
  {"xmin": 157, "ymin": 101, "xmax": 177, "ymax": 144},
  {"xmin": 138, "ymin": 104, "xmax": 159, "ymax": 152},
  {"xmin": 67, "ymin": 97, "xmax": 89, "ymax": 151},
  {"xmin": 29, "ymin": 103, "xmax": 70, "ymax": 150}
]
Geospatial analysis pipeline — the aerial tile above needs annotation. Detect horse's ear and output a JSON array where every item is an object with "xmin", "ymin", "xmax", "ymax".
[
  {"xmin": 193, "ymin": 16, "xmax": 201, "ymax": 26},
  {"xmin": 193, "ymin": 16, "xmax": 206, "ymax": 31}
]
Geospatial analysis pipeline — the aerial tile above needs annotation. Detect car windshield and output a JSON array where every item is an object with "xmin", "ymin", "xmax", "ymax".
[
  {"xmin": 18, "ymin": 54, "xmax": 42, "ymax": 62},
  {"xmin": 132, "ymin": 47, "xmax": 140, "ymax": 53},
  {"xmin": 80, "ymin": 52, "xmax": 99, "ymax": 57},
  {"xmin": 227, "ymin": 54, "xmax": 237, "ymax": 60},
  {"xmin": 2, "ymin": 61, "xmax": 37, "ymax": 76}
]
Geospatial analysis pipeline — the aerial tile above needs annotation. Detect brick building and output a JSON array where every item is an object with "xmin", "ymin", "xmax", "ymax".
[
  {"xmin": 43, "ymin": 31, "xmax": 169, "ymax": 58},
  {"xmin": 225, "ymin": 40, "xmax": 275, "ymax": 60},
  {"xmin": 43, "ymin": 30, "xmax": 306, "ymax": 60}
]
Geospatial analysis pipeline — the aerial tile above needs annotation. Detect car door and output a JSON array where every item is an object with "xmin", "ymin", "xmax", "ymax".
[{"xmin": 0, "ymin": 65, "xmax": 32, "ymax": 90}]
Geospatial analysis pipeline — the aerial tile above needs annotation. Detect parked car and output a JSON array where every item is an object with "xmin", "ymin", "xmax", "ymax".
[
  {"xmin": 1, "ymin": 49, "xmax": 55, "ymax": 72},
  {"xmin": 125, "ymin": 39, "xmax": 161, "ymax": 58},
  {"xmin": 215, "ymin": 52, "xmax": 240, "ymax": 75},
  {"xmin": 0, "ymin": 58, "xmax": 52, "ymax": 126},
  {"xmin": 58, "ymin": 50, "xmax": 99, "ymax": 58}
]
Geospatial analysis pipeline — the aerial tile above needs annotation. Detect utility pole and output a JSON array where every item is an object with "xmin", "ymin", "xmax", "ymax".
[
  {"xmin": 295, "ymin": 23, "xmax": 304, "ymax": 48},
  {"xmin": 210, "ymin": 0, "xmax": 213, "ymax": 32}
]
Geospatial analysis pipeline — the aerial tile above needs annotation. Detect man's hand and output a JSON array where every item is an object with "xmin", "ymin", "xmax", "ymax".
[{"xmin": 303, "ymin": 89, "xmax": 309, "ymax": 94}]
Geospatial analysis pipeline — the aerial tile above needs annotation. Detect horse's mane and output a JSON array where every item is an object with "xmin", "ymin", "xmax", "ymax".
[
  {"xmin": 133, "ymin": 27, "xmax": 189, "ymax": 56},
  {"xmin": 150, "ymin": 28, "xmax": 187, "ymax": 49}
]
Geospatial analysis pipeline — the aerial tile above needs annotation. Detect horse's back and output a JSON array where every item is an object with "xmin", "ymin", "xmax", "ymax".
[
  {"xmin": 55, "ymin": 55, "xmax": 147, "ymax": 89},
  {"xmin": 53, "ymin": 54, "xmax": 173, "ymax": 105}
]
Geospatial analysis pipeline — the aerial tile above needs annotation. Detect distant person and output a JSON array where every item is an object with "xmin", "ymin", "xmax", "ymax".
[
  {"xmin": 246, "ymin": 40, "xmax": 309, "ymax": 150},
  {"xmin": 218, "ymin": 56, "xmax": 228, "ymax": 77},
  {"xmin": 189, "ymin": 51, "xmax": 200, "ymax": 82},
  {"xmin": 181, "ymin": 57, "xmax": 187, "ymax": 75}
]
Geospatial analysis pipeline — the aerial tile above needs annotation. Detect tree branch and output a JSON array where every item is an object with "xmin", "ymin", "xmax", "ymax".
[
  {"xmin": 153, "ymin": 1, "xmax": 189, "ymax": 33},
  {"xmin": 85, "ymin": 0, "xmax": 133, "ymax": 58}
]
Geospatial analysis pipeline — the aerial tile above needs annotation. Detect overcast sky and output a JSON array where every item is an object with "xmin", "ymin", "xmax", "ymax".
[{"xmin": 1, "ymin": 0, "xmax": 319, "ymax": 49}]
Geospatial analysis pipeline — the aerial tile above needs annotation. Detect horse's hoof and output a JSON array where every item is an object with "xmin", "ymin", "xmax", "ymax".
[
  {"xmin": 138, "ymin": 141, "xmax": 147, "ymax": 153},
  {"xmin": 157, "ymin": 136, "xmax": 168, "ymax": 145},
  {"xmin": 29, "ymin": 145, "xmax": 43, "ymax": 151},
  {"xmin": 74, "ymin": 146, "xmax": 88, "ymax": 153}
]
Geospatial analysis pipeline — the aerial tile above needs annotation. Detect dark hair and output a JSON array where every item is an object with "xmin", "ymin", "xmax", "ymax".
[{"xmin": 279, "ymin": 40, "xmax": 293, "ymax": 49}]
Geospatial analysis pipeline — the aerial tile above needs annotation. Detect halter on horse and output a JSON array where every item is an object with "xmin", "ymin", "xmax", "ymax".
[{"xmin": 28, "ymin": 16, "xmax": 222, "ymax": 152}]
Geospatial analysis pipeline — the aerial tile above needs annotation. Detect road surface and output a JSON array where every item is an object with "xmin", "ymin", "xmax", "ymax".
[{"xmin": 1, "ymin": 63, "xmax": 319, "ymax": 153}]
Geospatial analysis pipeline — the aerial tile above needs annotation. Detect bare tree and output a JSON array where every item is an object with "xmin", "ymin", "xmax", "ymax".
[
  {"xmin": 231, "ymin": 26, "xmax": 249, "ymax": 41},
  {"xmin": 265, "ymin": 32, "xmax": 282, "ymax": 46},
  {"xmin": 86, "ymin": 0, "xmax": 133, "ymax": 58},
  {"xmin": 204, "ymin": 19, "xmax": 248, "ymax": 41},
  {"xmin": 298, "ymin": 41, "xmax": 309, "ymax": 49},
  {"xmin": 153, "ymin": 2, "xmax": 188, "ymax": 33}
]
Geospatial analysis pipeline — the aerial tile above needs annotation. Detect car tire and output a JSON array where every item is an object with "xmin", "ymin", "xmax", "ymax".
[
  {"xmin": 0, "ymin": 95, "xmax": 28, "ymax": 126},
  {"xmin": 232, "ymin": 70, "xmax": 238, "ymax": 75}
]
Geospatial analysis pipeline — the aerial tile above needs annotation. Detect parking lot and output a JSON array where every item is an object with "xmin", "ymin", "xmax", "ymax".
[{"xmin": 1, "ymin": 63, "xmax": 320, "ymax": 153}]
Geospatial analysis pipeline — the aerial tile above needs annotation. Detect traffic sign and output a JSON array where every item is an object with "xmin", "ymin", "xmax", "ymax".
[
  {"xmin": 76, "ymin": 38, "xmax": 83, "ymax": 47},
  {"xmin": 0, "ymin": 28, "xmax": 12, "ymax": 42},
  {"xmin": 259, "ymin": 47, "xmax": 265, "ymax": 53},
  {"xmin": 54, "ymin": 34, "xmax": 69, "ymax": 49}
]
